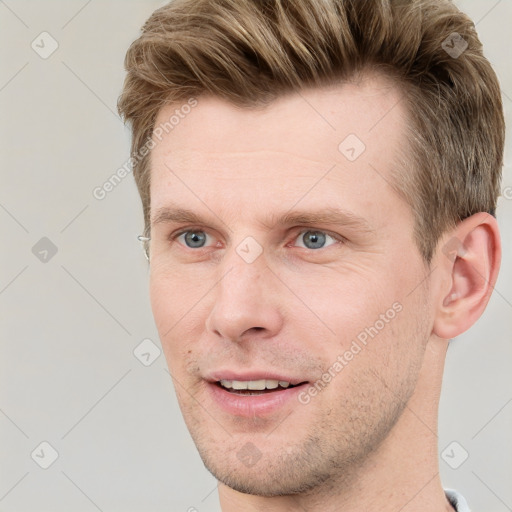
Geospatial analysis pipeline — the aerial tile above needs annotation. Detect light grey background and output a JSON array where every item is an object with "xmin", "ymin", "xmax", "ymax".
[{"xmin": 1, "ymin": 1, "xmax": 511, "ymax": 511}]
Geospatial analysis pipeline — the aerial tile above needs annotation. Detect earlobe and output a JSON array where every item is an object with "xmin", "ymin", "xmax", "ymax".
[{"xmin": 433, "ymin": 213, "xmax": 501, "ymax": 340}]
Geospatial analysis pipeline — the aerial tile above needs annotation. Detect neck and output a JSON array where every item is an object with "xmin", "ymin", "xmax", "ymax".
[{"xmin": 218, "ymin": 337, "xmax": 455, "ymax": 512}]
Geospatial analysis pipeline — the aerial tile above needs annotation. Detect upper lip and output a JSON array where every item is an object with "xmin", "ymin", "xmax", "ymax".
[{"xmin": 205, "ymin": 370, "xmax": 308, "ymax": 386}]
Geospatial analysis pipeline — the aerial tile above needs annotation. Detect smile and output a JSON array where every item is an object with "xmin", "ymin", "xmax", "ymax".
[
  {"xmin": 218, "ymin": 379, "xmax": 296, "ymax": 394},
  {"xmin": 207, "ymin": 377, "xmax": 309, "ymax": 416}
]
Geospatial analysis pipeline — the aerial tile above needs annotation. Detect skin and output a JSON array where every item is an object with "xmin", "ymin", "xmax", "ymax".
[{"xmin": 147, "ymin": 73, "xmax": 501, "ymax": 512}]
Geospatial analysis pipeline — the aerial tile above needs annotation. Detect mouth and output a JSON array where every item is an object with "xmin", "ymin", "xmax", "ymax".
[
  {"xmin": 205, "ymin": 374, "xmax": 310, "ymax": 417},
  {"xmin": 215, "ymin": 379, "xmax": 305, "ymax": 396}
]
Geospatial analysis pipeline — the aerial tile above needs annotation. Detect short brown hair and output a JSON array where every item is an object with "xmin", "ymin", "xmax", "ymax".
[{"xmin": 118, "ymin": 0, "xmax": 505, "ymax": 263}]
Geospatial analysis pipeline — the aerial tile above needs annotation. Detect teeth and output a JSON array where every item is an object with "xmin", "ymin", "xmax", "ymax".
[
  {"xmin": 232, "ymin": 380, "xmax": 247, "ymax": 390},
  {"xmin": 249, "ymin": 379, "xmax": 266, "ymax": 390},
  {"xmin": 219, "ymin": 379, "xmax": 291, "ymax": 390},
  {"xmin": 265, "ymin": 380, "xmax": 279, "ymax": 389}
]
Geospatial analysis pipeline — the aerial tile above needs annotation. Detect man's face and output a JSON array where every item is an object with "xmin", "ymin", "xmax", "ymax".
[{"xmin": 149, "ymin": 75, "xmax": 434, "ymax": 495}]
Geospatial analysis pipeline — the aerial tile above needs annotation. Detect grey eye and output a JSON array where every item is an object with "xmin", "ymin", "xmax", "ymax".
[
  {"xmin": 299, "ymin": 231, "xmax": 328, "ymax": 250},
  {"xmin": 182, "ymin": 231, "xmax": 207, "ymax": 248}
]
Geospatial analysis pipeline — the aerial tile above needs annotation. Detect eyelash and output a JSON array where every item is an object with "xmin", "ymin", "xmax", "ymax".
[{"xmin": 168, "ymin": 227, "xmax": 345, "ymax": 250}]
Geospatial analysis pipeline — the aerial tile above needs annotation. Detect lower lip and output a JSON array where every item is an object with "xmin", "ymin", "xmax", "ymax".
[{"xmin": 206, "ymin": 382, "xmax": 308, "ymax": 417}]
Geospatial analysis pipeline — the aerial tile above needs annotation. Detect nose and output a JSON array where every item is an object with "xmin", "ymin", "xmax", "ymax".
[{"xmin": 205, "ymin": 251, "xmax": 284, "ymax": 343}]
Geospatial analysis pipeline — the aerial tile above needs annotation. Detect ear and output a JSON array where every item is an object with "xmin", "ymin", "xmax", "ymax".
[{"xmin": 433, "ymin": 212, "xmax": 501, "ymax": 340}]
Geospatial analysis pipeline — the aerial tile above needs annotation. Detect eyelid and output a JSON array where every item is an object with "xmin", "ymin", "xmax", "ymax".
[{"xmin": 170, "ymin": 226, "xmax": 203, "ymax": 239}]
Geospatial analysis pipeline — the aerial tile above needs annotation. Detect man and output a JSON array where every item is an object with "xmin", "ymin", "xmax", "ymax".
[{"xmin": 119, "ymin": 0, "xmax": 504, "ymax": 510}]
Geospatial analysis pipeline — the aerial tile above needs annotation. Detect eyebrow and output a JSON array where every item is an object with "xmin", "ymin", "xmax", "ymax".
[{"xmin": 151, "ymin": 205, "xmax": 374, "ymax": 234}]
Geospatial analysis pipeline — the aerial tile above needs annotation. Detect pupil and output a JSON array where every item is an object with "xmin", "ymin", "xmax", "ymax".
[
  {"xmin": 185, "ymin": 231, "xmax": 206, "ymax": 248},
  {"xmin": 303, "ymin": 231, "xmax": 326, "ymax": 249}
]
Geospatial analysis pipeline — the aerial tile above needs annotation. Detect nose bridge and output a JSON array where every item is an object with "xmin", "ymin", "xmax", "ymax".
[{"xmin": 206, "ymin": 246, "xmax": 282, "ymax": 340}]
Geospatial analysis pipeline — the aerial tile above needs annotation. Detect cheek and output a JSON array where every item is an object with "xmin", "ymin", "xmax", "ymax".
[
  {"xmin": 291, "ymin": 265, "xmax": 400, "ymax": 340},
  {"xmin": 149, "ymin": 262, "xmax": 202, "ymax": 328},
  {"xmin": 344, "ymin": 280, "xmax": 430, "ymax": 384},
  {"xmin": 149, "ymin": 266, "xmax": 208, "ymax": 368},
  {"xmin": 149, "ymin": 271, "xmax": 175, "ymax": 335},
  {"xmin": 295, "ymin": 257, "xmax": 427, "ymax": 374}
]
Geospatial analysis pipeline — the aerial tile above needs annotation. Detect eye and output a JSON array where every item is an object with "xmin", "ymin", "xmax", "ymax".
[
  {"xmin": 174, "ymin": 230, "xmax": 213, "ymax": 249},
  {"xmin": 170, "ymin": 228, "xmax": 342, "ymax": 252},
  {"xmin": 293, "ymin": 230, "xmax": 339, "ymax": 250}
]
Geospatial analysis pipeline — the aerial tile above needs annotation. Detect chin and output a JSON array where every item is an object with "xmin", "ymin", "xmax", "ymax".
[
  {"xmin": 207, "ymin": 463, "xmax": 328, "ymax": 497},
  {"xmin": 195, "ymin": 435, "xmax": 340, "ymax": 497}
]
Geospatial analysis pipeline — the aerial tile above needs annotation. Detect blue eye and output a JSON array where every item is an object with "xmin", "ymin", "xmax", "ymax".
[
  {"xmin": 172, "ymin": 229, "xmax": 340, "ymax": 251},
  {"xmin": 295, "ymin": 230, "xmax": 337, "ymax": 250},
  {"xmin": 177, "ymin": 230, "xmax": 210, "ymax": 248}
]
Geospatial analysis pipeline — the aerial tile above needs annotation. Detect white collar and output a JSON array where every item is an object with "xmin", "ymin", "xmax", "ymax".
[{"xmin": 445, "ymin": 489, "xmax": 471, "ymax": 512}]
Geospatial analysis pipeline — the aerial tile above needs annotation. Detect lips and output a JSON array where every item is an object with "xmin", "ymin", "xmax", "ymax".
[
  {"xmin": 204, "ymin": 371, "xmax": 310, "ymax": 416},
  {"xmin": 219, "ymin": 378, "xmax": 294, "ymax": 391},
  {"xmin": 206, "ymin": 371, "xmax": 307, "ymax": 387}
]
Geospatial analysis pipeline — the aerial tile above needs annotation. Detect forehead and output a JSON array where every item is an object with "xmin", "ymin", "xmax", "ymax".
[
  {"xmin": 149, "ymin": 74, "xmax": 409, "ymax": 225},
  {"xmin": 155, "ymin": 74, "xmax": 404, "ymax": 150}
]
